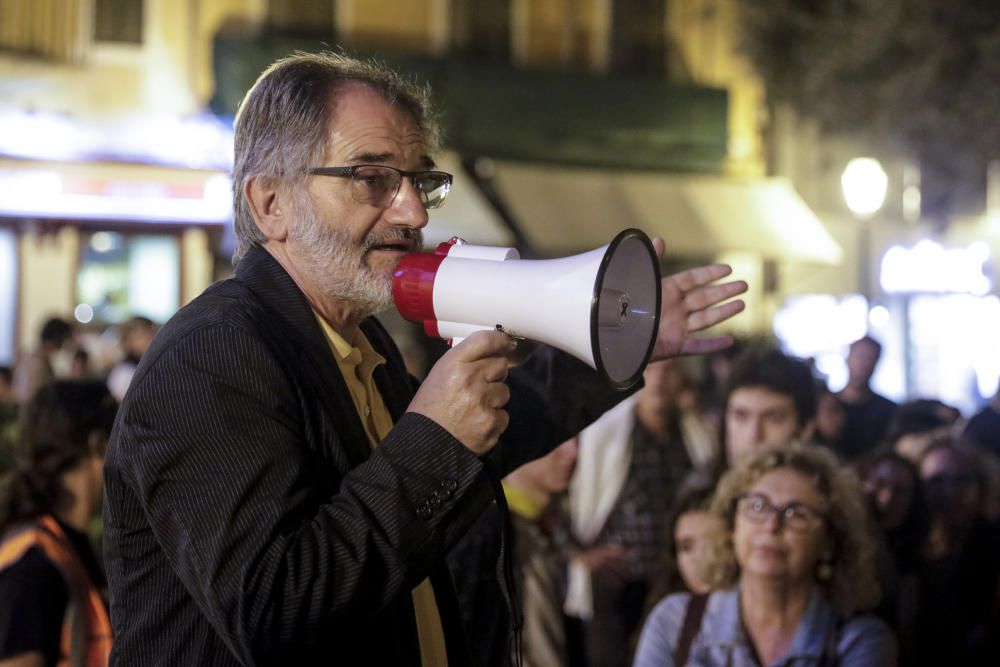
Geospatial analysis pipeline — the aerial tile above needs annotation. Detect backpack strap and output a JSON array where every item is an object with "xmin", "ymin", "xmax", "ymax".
[
  {"xmin": 0, "ymin": 517, "xmax": 110, "ymax": 667},
  {"xmin": 673, "ymin": 593, "xmax": 709, "ymax": 666},
  {"xmin": 817, "ymin": 610, "xmax": 848, "ymax": 667}
]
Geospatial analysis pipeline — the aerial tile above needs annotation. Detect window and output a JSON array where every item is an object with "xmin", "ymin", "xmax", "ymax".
[
  {"xmin": 94, "ymin": 0, "xmax": 144, "ymax": 44},
  {"xmin": 268, "ymin": 0, "xmax": 334, "ymax": 37},
  {"xmin": 451, "ymin": 0, "xmax": 511, "ymax": 62},
  {"xmin": 0, "ymin": 228, "xmax": 16, "ymax": 366},
  {"xmin": 610, "ymin": 0, "xmax": 666, "ymax": 74},
  {"xmin": 77, "ymin": 231, "xmax": 179, "ymax": 325}
]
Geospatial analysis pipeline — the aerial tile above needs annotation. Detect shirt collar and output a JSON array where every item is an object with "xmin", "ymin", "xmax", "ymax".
[
  {"xmin": 700, "ymin": 587, "xmax": 836, "ymax": 660},
  {"xmin": 313, "ymin": 314, "xmax": 385, "ymax": 371}
]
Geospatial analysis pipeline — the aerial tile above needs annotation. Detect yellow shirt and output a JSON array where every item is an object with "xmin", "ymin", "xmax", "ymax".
[{"xmin": 314, "ymin": 314, "xmax": 449, "ymax": 667}]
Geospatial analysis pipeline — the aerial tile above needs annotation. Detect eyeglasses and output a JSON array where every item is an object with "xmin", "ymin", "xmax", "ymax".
[
  {"xmin": 735, "ymin": 492, "xmax": 827, "ymax": 532},
  {"xmin": 305, "ymin": 164, "xmax": 452, "ymax": 209}
]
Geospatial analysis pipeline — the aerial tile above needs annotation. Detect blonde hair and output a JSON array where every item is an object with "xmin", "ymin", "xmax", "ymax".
[{"xmin": 702, "ymin": 443, "xmax": 881, "ymax": 618}]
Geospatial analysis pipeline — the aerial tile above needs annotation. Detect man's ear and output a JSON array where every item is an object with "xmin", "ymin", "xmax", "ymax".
[{"xmin": 245, "ymin": 175, "xmax": 291, "ymax": 242}]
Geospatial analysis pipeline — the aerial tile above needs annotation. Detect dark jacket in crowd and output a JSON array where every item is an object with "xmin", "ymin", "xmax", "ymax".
[{"xmin": 103, "ymin": 246, "xmax": 624, "ymax": 666}]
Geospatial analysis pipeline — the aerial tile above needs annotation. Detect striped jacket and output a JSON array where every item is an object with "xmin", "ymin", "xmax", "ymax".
[{"xmin": 103, "ymin": 245, "xmax": 623, "ymax": 666}]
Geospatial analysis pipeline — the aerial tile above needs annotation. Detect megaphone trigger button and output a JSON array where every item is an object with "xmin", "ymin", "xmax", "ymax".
[{"xmin": 494, "ymin": 324, "xmax": 524, "ymax": 344}]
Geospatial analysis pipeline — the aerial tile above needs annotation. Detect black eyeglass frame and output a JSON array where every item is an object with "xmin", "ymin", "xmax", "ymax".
[
  {"xmin": 304, "ymin": 164, "xmax": 453, "ymax": 209},
  {"xmin": 734, "ymin": 492, "xmax": 829, "ymax": 532}
]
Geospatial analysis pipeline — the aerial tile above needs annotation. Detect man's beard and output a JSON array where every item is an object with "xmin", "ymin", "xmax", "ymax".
[{"xmin": 290, "ymin": 193, "xmax": 423, "ymax": 319}]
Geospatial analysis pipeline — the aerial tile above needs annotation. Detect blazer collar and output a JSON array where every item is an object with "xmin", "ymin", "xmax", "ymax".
[
  {"xmin": 235, "ymin": 245, "xmax": 331, "ymax": 354},
  {"xmin": 233, "ymin": 246, "xmax": 412, "ymax": 460}
]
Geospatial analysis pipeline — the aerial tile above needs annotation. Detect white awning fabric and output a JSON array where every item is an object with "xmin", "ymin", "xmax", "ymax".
[{"xmin": 490, "ymin": 161, "xmax": 843, "ymax": 264}]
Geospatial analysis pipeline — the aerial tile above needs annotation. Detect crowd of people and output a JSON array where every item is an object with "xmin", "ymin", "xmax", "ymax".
[
  {"xmin": 1, "ymin": 51, "xmax": 999, "ymax": 667},
  {"xmin": 464, "ymin": 338, "xmax": 1000, "ymax": 667}
]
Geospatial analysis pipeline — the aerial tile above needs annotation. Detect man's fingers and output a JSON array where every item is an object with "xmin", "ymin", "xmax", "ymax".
[
  {"xmin": 485, "ymin": 382, "xmax": 511, "ymax": 409},
  {"xmin": 686, "ymin": 299, "xmax": 746, "ymax": 332},
  {"xmin": 482, "ymin": 356, "xmax": 510, "ymax": 383},
  {"xmin": 682, "ymin": 280, "xmax": 748, "ymax": 311},
  {"xmin": 452, "ymin": 330, "xmax": 518, "ymax": 362},
  {"xmin": 651, "ymin": 236, "xmax": 666, "ymax": 258},
  {"xmin": 666, "ymin": 263, "xmax": 734, "ymax": 294}
]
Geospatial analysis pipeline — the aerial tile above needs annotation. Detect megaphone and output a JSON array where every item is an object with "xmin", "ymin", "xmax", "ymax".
[{"xmin": 393, "ymin": 228, "xmax": 662, "ymax": 390}]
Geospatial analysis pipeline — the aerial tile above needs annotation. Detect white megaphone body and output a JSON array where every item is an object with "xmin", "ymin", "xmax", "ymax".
[{"xmin": 392, "ymin": 228, "xmax": 662, "ymax": 390}]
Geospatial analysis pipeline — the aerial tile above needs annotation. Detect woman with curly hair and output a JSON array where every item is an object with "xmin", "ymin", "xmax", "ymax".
[{"xmin": 634, "ymin": 444, "xmax": 895, "ymax": 666}]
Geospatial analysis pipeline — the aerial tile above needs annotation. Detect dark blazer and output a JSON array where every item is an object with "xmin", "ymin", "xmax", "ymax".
[{"xmin": 103, "ymin": 246, "xmax": 625, "ymax": 666}]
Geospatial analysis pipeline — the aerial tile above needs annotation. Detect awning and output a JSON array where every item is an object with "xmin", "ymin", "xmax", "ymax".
[{"xmin": 490, "ymin": 162, "xmax": 843, "ymax": 264}]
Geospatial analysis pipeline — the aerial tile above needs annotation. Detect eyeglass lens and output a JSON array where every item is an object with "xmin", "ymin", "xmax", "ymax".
[
  {"xmin": 351, "ymin": 166, "xmax": 450, "ymax": 209},
  {"xmin": 738, "ymin": 493, "xmax": 823, "ymax": 531}
]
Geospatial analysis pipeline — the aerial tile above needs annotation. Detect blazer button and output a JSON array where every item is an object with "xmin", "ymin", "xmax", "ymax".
[
  {"xmin": 447, "ymin": 479, "xmax": 459, "ymax": 493},
  {"xmin": 417, "ymin": 505, "xmax": 431, "ymax": 519}
]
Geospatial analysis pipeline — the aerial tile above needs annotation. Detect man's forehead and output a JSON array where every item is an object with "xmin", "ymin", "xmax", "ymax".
[{"xmin": 323, "ymin": 82, "xmax": 428, "ymax": 159}]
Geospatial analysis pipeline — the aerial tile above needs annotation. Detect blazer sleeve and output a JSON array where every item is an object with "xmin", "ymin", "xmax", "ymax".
[{"xmin": 111, "ymin": 321, "xmax": 489, "ymax": 661}]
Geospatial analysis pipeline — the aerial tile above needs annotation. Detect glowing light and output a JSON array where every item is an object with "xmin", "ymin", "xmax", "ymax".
[
  {"xmin": 0, "ymin": 167, "xmax": 232, "ymax": 224},
  {"xmin": 841, "ymin": 158, "xmax": 888, "ymax": 218},
  {"xmin": 869, "ymin": 305, "xmax": 890, "ymax": 328},
  {"xmin": 0, "ymin": 109, "xmax": 233, "ymax": 169},
  {"xmin": 74, "ymin": 303, "xmax": 94, "ymax": 324},
  {"xmin": 773, "ymin": 294, "xmax": 869, "ymax": 393},
  {"xmin": 881, "ymin": 240, "xmax": 992, "ymax": 295},
  {"xmin": 90, "ymin": 232, "xmax": 115, "ymax": 253}
]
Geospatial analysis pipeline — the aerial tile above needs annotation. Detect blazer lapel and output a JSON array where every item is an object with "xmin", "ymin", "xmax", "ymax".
[{"xmin": 234, "ymin": 247, "xmax": 373, "ymax": 469}]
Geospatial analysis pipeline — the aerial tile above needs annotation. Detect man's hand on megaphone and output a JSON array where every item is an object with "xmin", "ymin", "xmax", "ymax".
[
  {"xmin": 650, "ymin": 237, "xmax": 748, "ymax": 359},
  {"xmin": 407, "ymin": 330, "xmax": 517, "ymax": 456}
]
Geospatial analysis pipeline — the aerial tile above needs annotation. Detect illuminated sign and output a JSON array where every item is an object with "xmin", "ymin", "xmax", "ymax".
[
  {"xmin": 0, "ymin": 161, "xmax": 232, "ymax": 224},
  {"xmin": 880, "ymin": 240, "xmax": 992, "ymax": 295}
]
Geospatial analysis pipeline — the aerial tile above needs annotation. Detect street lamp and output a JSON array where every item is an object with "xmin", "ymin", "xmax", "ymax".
[{"xmin": 841, "ymin": 157, "xmax": 888, "ymax": 298}]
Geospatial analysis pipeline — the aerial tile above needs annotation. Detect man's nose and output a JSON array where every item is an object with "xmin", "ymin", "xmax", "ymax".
[{"xmin": 385, "ymin": 177, "xmax": 429, "ymax": 228}]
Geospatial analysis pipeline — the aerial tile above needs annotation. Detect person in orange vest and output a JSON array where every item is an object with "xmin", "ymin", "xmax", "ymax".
[{"xmin": 0, "ymin": 380, "xmax": 116, "ymax": 667}]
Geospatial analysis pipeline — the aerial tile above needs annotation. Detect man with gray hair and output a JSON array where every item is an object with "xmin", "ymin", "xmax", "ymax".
[{"xmin": 103, "ymin": 51, "xmax": 746, "ymax": 665}]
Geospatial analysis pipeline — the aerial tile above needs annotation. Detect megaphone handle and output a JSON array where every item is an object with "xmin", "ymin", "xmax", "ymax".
[{"xmin": 447, "ymin": 325, "xmax": 522, "ymax": 348}]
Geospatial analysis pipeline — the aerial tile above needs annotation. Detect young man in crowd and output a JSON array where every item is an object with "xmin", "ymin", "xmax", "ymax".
[
  {"xmin": 838, "ymin": 335, "xmax": 897, "ymax": 459},
  {"xmin": 721, "ymin": 345, "xmax": 818, "ymax": 469}
]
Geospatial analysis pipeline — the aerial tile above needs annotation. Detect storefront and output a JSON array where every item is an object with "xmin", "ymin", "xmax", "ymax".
[{"xmin": 0, "ymin": 157, "xmax": 230, "ymax": 366}]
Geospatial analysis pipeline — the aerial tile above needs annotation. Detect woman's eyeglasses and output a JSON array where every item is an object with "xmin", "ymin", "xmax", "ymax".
[{"xmin": 735, "ymin": 492, "xmax": 827, "ymax": 532}]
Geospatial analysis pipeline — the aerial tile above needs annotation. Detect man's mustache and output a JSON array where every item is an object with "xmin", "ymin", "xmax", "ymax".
[{"xmin": 361, "ymin": 228, "xmax": 424, "ymax": 254}]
